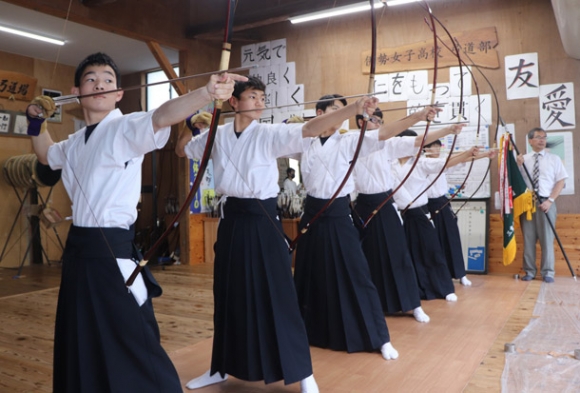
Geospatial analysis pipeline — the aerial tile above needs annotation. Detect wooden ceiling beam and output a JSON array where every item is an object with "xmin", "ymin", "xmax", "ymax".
[
  {"xmin": 146, "ymin": 41, "xmax": 187, "ymax": 96},
  {"xmin": 191, "ymin": 15, "xmax": 290, "ymax": 41}
]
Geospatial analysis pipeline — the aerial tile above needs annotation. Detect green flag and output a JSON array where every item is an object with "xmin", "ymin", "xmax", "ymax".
[{"xmin": 498, "ymin": 134, "xmax": 534, "ymax": 266}]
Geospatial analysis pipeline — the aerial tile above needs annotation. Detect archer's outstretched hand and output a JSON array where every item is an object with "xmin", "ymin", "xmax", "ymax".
[
  {"xmin": 415, "ymin": 106, "xmax": 442, "ymax": 122},
  {"xmin": 354, "ymin": 96, "xmax": 379, "ymax": 119},
  {"xmin": 154, "ymin": 73, "xmax": 247, "ymax": 132},
  {"xmin": 448, "ymin": 123, "xmax": 465, "ymax": 135},
  {"xmin": 205, "ymin": 73, "xmax": 248, "ymax": 101}
]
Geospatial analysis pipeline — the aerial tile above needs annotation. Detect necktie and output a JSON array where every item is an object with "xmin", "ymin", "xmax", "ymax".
[{"xmin": 532, "ymin": 153, "xmax": 540, "ymax": 192}]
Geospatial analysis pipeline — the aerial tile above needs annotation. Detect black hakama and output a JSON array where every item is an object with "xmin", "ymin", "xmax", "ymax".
[
  {"xmin": 294, "ymin": 196, "xmax": 390, "ymax": 353},
  {"xmin": 53, "ymin": 225, "xmax": 181, "ymax": 393},
  {"xmin": 355, "ymin": 192, "xmax": 422, "ymax": 314},
  {"xmin": 210, "ymin": 197, "xmax": 312, "ymax": 385},
  {"xmin": 428, "ymin": 196, "xmax": 467, "ymax": 279},
  {"xmin": 402, "ymin": 206, "xmax": 456, "ymax": 300}
]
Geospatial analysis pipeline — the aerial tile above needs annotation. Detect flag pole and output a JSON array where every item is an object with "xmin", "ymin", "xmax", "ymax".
[{"xmin": 508, "ymin": 133, "xmax": 576, "ymax": 280}]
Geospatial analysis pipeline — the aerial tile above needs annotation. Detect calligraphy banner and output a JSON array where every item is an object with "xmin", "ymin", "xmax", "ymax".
[
  {"xmin": 0, "ymin": 71, "xmax": 37, "ymax": 101},
  {"xmin": 361, "ymin": 27, "xmax": 499, "ymax": 74},
  {"xmin": 539, "ymin": 82, "xmax": 575, "ymax": 131}
]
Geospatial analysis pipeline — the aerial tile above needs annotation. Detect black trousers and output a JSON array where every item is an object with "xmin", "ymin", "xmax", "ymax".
[
  {"xmin": 54, "ymin": 225, "xmax": 180, "ymax": 393},
  {"xmin": 294, "ymin": 195, "xmax": 390, "ymax": 353}
]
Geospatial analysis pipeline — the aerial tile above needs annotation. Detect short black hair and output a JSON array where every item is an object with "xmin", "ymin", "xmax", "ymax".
[
  {"xmin": 316, "ymin": 94, "xmax": 347, "ymax": 112},
  {"xmin": 527, "ymin": 127, "xmax": 545, "ymax": 140},
  {"xmin": 286, "ymin": 167, "xmax": 295, "ymax": 175},
  {"xmin": 74, "ymin": 52, "xmax": 121, "ymax": 88},
  {"xmin": 397, "ymin": 129, "xmax": 417, "ymax": 137},
  {"xmin": 233, "ymin": 76, "xmax": 266, "ymax": 99},
  {"xmin": 424, "ymin": 139, "xmax": 442, "ymax": 149}
]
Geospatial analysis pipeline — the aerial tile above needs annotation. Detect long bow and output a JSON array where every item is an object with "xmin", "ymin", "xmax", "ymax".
[
  {"xmin": 126, "ymin": 0, "xmax": 237, "ymax": 286},
  {"xmin": 426, "ymin": 12, "xmax": 494, "ymax": 216},
  {"xmin": 287, "ymin": 0, "xmax": 377, "ymax": 252},
  {"xmin": 450, "ymin": 62, "xmax": 502, "ymax": 216},
  {"xmin": 362, "ymin": 0, "xmax": 438, "ymax": 228},
  {"xmin": 400, "ymin": 8, "xmax": 467, "ymax": 215}
]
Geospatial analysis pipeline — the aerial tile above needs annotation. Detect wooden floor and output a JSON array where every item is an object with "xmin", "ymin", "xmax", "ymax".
[{"xmin": 0, "ymin": 264, "xmax": 543, "ymax": 392}]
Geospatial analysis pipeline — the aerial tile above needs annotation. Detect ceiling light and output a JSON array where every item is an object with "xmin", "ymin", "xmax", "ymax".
[
  {"xmin": 385, "ymin": 0, "xmax": 422, "ymax": 6},
  {"xmin": 289, "ymin": 1, "xmax": 385, "ymax": 24},
  {"xmin": 0, "ymin": 25, "xmax": 65, "ymax": 45}
]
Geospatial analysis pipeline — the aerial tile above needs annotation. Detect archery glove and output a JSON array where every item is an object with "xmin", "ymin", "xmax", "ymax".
[{"xmin": 26, "ymin": 95, "xmax": 56, "ymax": 136}]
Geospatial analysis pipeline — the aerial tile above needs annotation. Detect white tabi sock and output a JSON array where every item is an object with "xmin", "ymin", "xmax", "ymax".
[
  {"xmin": 446, "ymin": 293, "xmax": 458, "ymax": 302},
  {"xmin": 381, "ymin": 342, "xmax": 399, "ymax": 360},
  {"xmin": 460, "ymin": 276, "xmax": 472, "ymax": 286},
  {"xmin": 185, "ymin": 369, "xmax": 227, "ymax": 390},
  {"xmin": 412, "ymin": 306, "xmax": 430, "ymax": 323},
  {"xmin": 300, "ymin": 374, "xmax": 319, "ymax": 393}
]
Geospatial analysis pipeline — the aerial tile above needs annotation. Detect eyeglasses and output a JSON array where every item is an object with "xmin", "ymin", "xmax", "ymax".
[
  {"xmin": 369, "ymin": 116, "xmax": 384, "ymax": 125},
  {"xmin": 532, "ymin": 136, "xmax": 547, "ymax": 140}
]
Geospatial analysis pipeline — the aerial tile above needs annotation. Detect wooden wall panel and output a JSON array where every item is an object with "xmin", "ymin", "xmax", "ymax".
[
  {"xmin": 488, "ymin": 214, "xmax": 580, "ymax": 277},
  {"xmin": 200, "ymin": 217, "xmax": 218, "ymax": 265},
  {"xmin": 0, "ymin": 55, "xmax": 75, "ymax": 268},
  {"xmin": 189, "ymin": 214, "xmax": 205, "ymax": 264}
]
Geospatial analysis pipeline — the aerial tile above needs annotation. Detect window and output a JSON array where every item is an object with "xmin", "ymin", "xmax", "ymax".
[{"xmin": 146, "ymin": 67, "xmax": 179, "ymax": 111}]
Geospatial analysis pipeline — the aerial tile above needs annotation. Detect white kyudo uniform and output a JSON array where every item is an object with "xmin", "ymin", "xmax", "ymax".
[
  {"xmin": 425, "ymin": 162, "xmax": 465, "ymax": 199},
  {"xmin": 184, "ymin": 120, "xmax": 304, "ymax": 198},
  {"xmin": 392, "ymin": 156, "xmax": 455, "ymax": 300},
  {"xmin": 184, "ymin": 120, "xmax": 314, "ymax": 385},
  {"xmin": 391, "ymin": 156, "xmax": 447, "ymax": 211},
  {"xmin": 354, "ymin": 136, "xmax": 417, "ymax": 195},
  {"xmin": 295, "ymin": 130, "xmax": 391, "ymax": 353},
  {"xmin": 300, "ymin": 130, "xmax": 383, "ymax": 199},
  {"xmin": 49, "ymin": 109, "xmax": 169, "ymax": 228},
  {"xmin": 47, "ymin": 108, "xmax": 181, "ymax": 393},
  {"xmin": 353, "ymin": 136, "xmax": 422, "ymax": 314}
]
